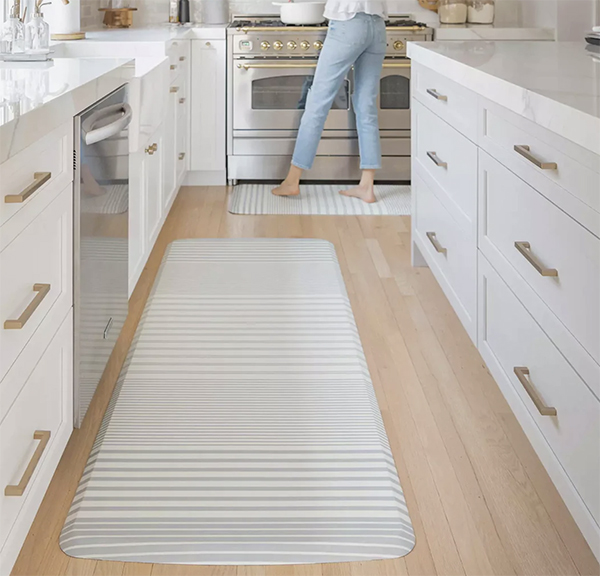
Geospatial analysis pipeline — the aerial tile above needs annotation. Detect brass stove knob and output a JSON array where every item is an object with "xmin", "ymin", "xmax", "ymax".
[
  {"xmin": 261, "ymin": 41, "xmax": 270, "ymax": 51},
  {"xmin": 287, "ymin": 40, "xmax": 297, "ymax": 50},
  {"xmin": 300, "ymin": 40, "xmax": 310, "ymax": 50},
  {"xmin": 273, "ymin": 40, "xmax": 284, "ymax": 51},
  {"xmin": 393, "ymin": 40, "xmax": 405, "ymax": 51},
  {"xmin": 313, "ymin": 40, "xmax": 323, "ymax": 51}
]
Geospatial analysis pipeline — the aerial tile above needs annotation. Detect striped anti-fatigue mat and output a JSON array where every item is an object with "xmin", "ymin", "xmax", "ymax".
[{"xmin": 61, "ymin": 239, "xmax": 415, "ymax": 565}]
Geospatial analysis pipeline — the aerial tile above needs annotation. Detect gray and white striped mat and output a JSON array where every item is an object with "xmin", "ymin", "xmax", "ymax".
[
  {"xmin": 82, "ymin": 184, "xmax": 128, "ymax": 215},
  {"xmin": 61, "ymin": 239, "xmax": 415, "ymax": 565},
  {"xmin": 229, "ymin": 184, "xmax": 411, "ymax": 215}
]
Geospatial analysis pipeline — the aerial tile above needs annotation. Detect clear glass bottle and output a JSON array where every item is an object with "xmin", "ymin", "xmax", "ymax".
[
  {"xmin": 25, "ymin": 2, "xmax": 51, "ymax": 53},
  {"xmin": 1, "ymin": 4, "xmax": 25, "ymax": 55},
  {"xmin": 438, "ymin": 0, "xmax": 468, "ymax": 24}
]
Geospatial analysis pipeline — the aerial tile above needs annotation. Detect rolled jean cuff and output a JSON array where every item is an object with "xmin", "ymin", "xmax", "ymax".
[
  {"xmin": 360, "ymin": 164, "xmax": 381, "ymax": 170},
  {"xmin": 291, "ymin": 159, "xmax": 312, "ymax": 171}
]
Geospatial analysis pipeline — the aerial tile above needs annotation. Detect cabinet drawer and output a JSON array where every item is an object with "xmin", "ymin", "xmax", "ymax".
[
  {"xmin": 0, "ymin": 185, "xmax": 73, "ymax": 384},
  {"xmin": 0, "ymin": 309, "xmax": 73, "ymax": 553},
  {"xmin": 413, "ymin": 168, "xmax": 477, "ymax": 340},
  {"xmin": 479, "ymin": 151, "xmax": 600, "ymax": 366},
  {"xmin": 478, "ymin": 255, "xmax": 600, "ymax": 525},
  {"xmin": 413, "ymin": 100, "xmax": 477, "ymax": 232},
  {"xmin": 479, "ymin": 100, "xmax": 600, "ymax": 218},
  {"xmin": 413, "ymin": 62, "xmax": 478, "ymax": 142},
  {"xmin": 0, "ymin": 123, "xmax": 72, "ymax": 233}
]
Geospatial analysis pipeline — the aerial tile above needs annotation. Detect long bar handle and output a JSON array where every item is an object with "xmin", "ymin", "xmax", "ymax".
[
  {"xmin": 427, "ymin": 151, "xmax": 447, "ymax": 168},
  {"xmin": 426, "ymin": 88, "xmax": 447, "ymax": 101},
  {"xmin": 514, "ymin": 367, "xmax": 557, "ymax": 416},
  {"xmin": 426, "ymin": 232, "xmax": 447, "ymax": 255},
  {"xmin": 237, "ymin": 63, "xmax": 317, "ymax": 69},
  {"xmin": 514, "ymin": 145, "xmax": 557, "ymax": 170},
  {"xmin": 382, "ymin": 63, "xmax": 411, "ymax": 68},
  {"xmin": 4, "ymin": 283, "xmax": 51, "ymax": 329},
  {"xmin": 514, "ymin": 241, "xmax": 558, "ymax": 277},
  {"xmin": 4, "ymin": 172, "xmax": 51, "ymax": 204},
  {"xmin": 5, "ymin": 431, "xmax": 51, "ymax": 496}
]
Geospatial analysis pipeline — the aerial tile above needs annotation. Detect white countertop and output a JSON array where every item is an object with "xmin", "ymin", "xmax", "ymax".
[
  {"xmin": 408, "ymin": 41, "xmax": 600, "ymax": 155},
  {"xmin": 432, "ymin": 24, "xmax": 554, "ymax": 41},
  {"xmin": 0, "ymin": 57, "xmax": 133, "ymax": 162}
]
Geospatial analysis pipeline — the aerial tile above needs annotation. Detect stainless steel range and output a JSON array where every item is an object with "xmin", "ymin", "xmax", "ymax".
[{"xmin": 226, "ymin": 15, "xmax": 432, "ymax": 183}]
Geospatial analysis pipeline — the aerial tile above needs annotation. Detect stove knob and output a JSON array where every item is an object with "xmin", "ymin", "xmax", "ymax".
[
  {"xmin": 287, "ymin": 40, "xmax": 297, "ymax": 50},
  {"xmin": 314, "ymin": 40, "xmax": 323, "ymax": 51},
  {"xmin": 300, "ymin": 40, "xmax": 310, "ymax": 50},
  {"xmin": 273, "ymin": 40, "xmax": 284, "ymax": 51},
  {"xmin": 261, "ymin": 41, "xmax": 270, "ymax": 51},
  {"xmin": 393, "ymin": 40, "xmax": 405, "ymax": 51}
]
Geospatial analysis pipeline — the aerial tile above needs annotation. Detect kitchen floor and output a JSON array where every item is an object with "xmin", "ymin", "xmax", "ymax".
[{"xmin": 12, "ymin": 187, "xmax": 599, "ymax": 576}]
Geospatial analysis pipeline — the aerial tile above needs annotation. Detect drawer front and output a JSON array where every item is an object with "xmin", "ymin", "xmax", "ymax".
[
  {"xmin": 479, "ymin": 100, "xmax": 600, "ymax": 217},
  {"xmin": 0, "ymin": 185, "xmax": 73, "ymax": 383},
  {"xmin": 413, "ymin": 62, "xmax": 478, "ymax": 142},
  {"xmin": 479, "ymin": 255, "xmax": 600, "ymax": 525},
  {"xmin": 0, "ymin": 309, "xmax": 73, "ymax": 552},
  {"xmin": 167, "ymin": 39, "xmax": 190, "ymax": 84},
  {"xmin": 413, "ymin": 100, "xmax": 477, "ymax": 231},
  {"xmin": 413, "ymin": 168, "xmax": 477, "ymax": 339},
  {"xmin": 479, "ymin": 151, "xmax": 600, "ymax": 366},
  {"xmin": 0, "ymin": 123, "xmax": 72, "ymax": 233}
]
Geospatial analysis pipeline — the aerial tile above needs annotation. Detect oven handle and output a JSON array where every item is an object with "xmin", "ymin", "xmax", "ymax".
[
  {"xmin": 382, "ymin": 62, "xmax": 411, "ymax": 68},
  {"xmin": 237, "ymin": 63, "xmax": 318, "ymax": 70}
]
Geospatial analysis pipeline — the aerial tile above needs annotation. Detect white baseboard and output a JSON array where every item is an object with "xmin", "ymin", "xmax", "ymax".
[{"xmin": 184, "ymin": 171, "xmax": 227, "ymax": 186}]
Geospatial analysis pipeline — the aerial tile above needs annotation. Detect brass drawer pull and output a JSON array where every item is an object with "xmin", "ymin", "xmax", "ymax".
[
  {"xmin": 514, "ymin": 367, "xmax": 557, "ymax": 416},
  {"xmin": 5, "ymin": 172, "xmax": 51, "ymax": 204},
  {"xmin": 170, "ymin": 86, "xmax": 180, "ymax": 93},
  {"xmin": 426, "ymin": 88, "xmax": 447, "ymax": 101},
  {"xmin": 427, "ymin": 151, "xmax": 447, "ymax": 168},
  {"xmin": 5, "ymin": 431, "xmax": 51, "ymax": 496},
  {"xmin": 170, "ymin": 64, "xmax": 177, "ymax": 70},
  {"xmin": 179, "ymin": 152, "xmax": 186, "ymax": 160},
  {"xmin": 4, "ymin": 283, "xmax": 51, "ymax": 329},
  {"xmin": 179, "ymin": 97, "xmax": 186, "ymax": 104},
  {"xmin": 514, "ymin": 241, "xmax": 558, "ymax": 277},
  {"xmin": 514, "ymin": 145, "xmax": 557, "ymax": 170},
  {"xmin": 179, "ymin": 56, "xmax": 185, "ymax": 61},
  {"xmin": 426, "ymin": 232, "xmax": 447, "ymax": 255}
]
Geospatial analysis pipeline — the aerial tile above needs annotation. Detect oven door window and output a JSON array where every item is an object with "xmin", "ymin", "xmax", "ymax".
[
  {"xmin": 252, "ymin": 76, "xmax": 350, "ymax": 110},
  {"xmin": 380, "ymin": 74, "xmax": 410, "ymax": 110}
]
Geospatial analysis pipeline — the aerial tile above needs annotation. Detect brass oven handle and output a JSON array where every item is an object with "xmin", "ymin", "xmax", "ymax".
[
  {"xmin": 5, "ymin": 431, "xmax": 51, "ymax": 496},
  {"xmin": 514, "ymin": 241, "xmax": 558, "ymax": 277},
  {"xmin": 382, "ymin": 63, "xmax": 411, "ymax": 68},
  {"xmin": 514, "ymin": 145, "xmax": 557, "ymax": 170},
  {"xmin": 513, "ymin": 367, "xmax": 557, "ymax": 416},
  {"xmin": 5, "ymin": 172, "xmax": 51, "ymax": 204},
  {"xmin": 239, "ymin": 26, "xmax": 327, "ymax": 32},
  {"xmin": 426, "ymin": 232, "xmax": 447, "ymax": 255},
  {"xmin": 427, "ymin": 151, "xmax": 447, "ymax": 168},
  {"xmin": 237, "ymin": 63, "xmax": 317, "ymax": 69},
  {"xmin": 426, "ymin": 88, "xmax": 447, "ymax": 101},
  {"xmin": 4, "ymin": 283, "xmax": 51, "ymax": 329}
]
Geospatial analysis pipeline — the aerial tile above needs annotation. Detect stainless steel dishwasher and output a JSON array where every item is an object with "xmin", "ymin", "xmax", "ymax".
[{"xmin": 74, "ymin": 85, "xmax": 132, "ymax": 427}]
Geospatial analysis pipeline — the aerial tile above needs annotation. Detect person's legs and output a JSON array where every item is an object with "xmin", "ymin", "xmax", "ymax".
[
  {"xmin": 340, "ymin": 16, "xmax": 386, "ymax": 203},
  {"xmin": 273, "ymin": 17, "xmax": 366, "ymax": 196}
]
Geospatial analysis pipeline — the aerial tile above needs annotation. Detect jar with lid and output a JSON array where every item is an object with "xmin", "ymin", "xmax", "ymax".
[
  {"xmin": 1, "ymin": 3, "xmax": 25, "ymax": 55},
  {"xmin": 438, "ymin": 0, "xmax": 467, "ymax": 24},
  {"xmin": 25, "ymin": 1, "xmax": 51, "ymax": 53},
  {"xmin": 467, "ymin": 0, "xmax": 494, "ymax": 23}
]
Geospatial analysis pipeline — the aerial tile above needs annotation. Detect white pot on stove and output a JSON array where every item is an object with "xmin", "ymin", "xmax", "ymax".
[{"xmin": 273, "ymin": 1, "xmax": 326, "ymax": 25}]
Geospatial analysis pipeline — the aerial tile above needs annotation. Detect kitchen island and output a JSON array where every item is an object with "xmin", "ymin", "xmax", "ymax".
[{"xmin": 408, "ymin": 40, "xmax": 600, "ymax": 561}]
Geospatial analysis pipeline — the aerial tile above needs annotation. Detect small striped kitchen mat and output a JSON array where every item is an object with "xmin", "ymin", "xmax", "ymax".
[
  {"xmin": 229, "ymin": 184, "xmax": 411, "ymax": 215},
  {"xmin": 61, "ymin": 239, "xmax": 415, "ymax": 565},
  {"xmin": 82, "ymin": 184, "xmax": 128, "ymax": 215}
]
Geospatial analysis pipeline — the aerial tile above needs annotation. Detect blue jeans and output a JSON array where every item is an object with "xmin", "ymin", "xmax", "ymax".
[{"xmin": 291, "ymin": 13, "xmax": 386, "ymax": 171}]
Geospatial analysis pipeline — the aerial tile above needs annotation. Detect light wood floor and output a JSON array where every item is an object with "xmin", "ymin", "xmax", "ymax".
[{"xmin": 12, "ymin": 187, "xmax": 599, "ymax": 576}]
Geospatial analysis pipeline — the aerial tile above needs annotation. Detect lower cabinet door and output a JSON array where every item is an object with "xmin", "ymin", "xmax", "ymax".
[
  {"xmin": 0, "ymin": 309, "xmax": 73, "ymax": 575},
  {"xmin": 145, "ymin": 127, "xmax": 164, "ymax": 251}
]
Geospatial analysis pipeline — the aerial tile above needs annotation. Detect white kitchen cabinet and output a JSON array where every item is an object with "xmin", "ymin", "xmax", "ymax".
[
  {"xmin": 163, "ymin": 86, "xmax": 179, "ymax": 212},
  {"xmin": 188, "ymin": 36, "xmax": 226, "ymax": 185}
]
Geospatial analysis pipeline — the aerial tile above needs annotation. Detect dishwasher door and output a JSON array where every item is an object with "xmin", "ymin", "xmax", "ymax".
[{"xmin": 74, "ymin": 85, "xmax": 132, "ymax": 428}]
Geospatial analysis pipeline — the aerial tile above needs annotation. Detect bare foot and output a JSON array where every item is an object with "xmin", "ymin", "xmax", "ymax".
[
  {"xmin": 272, "ymin": 182, "xmax": 300, "ymax": 196},
  {"xmin": 340, "ymin": 185, "xmax": 376, "ymax": 203}
]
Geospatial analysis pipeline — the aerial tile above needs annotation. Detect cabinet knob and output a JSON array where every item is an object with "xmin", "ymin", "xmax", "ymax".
[
  {"xmin": 170, "ymin": 64, "xmax": 177, "ymax": 70},
  {"xmin": 179, "ymin": 97, "xmax": 186, "ymax": 104},
  {"xmin": 179, "ymin": 152, "xmax": 186, "ymax": 160},
  {"xmin": 170, "ymin": 86, "xmax": 180, "ymax": 93},
  {"xmin": 205, "ymin": 41, "xmax": 211, "ymax": 47},
  {"xmin": 179, "ymin": 55, "xmax": 185, "ymax": 61}
]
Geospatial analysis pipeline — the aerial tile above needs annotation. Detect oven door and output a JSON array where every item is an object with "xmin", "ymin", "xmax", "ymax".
[
  {"xmin": 378, "ymin": 61, "xmax": 411, "ymax": 131},
  {"xmin": 233, "ymin": 59, "xmax": 355, "ymax": 131}
]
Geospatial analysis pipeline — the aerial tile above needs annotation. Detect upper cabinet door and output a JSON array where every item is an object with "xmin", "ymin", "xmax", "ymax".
[{"xmin": 190, "ymin": 39, "xmax": 226, "ymax": 172}]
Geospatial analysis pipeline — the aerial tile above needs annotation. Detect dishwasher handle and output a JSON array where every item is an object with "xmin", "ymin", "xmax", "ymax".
[{"xmin": 83, "ymin": 102, "xmax": 133, "ymax": 145}]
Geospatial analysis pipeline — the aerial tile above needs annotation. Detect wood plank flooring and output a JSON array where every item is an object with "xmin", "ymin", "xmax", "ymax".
[{"xmin": 11, "ymin": 186, "xmax": 599, "ymax": 576}]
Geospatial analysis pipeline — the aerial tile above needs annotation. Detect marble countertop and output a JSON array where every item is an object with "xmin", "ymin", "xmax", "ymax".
[
  {"xmin": 408, "ymin": 41, "xmax": 600, "ymax": 155},
  {"xmin": 0, "ymin": 57, "xmax": 133, "ymax": 162}
]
